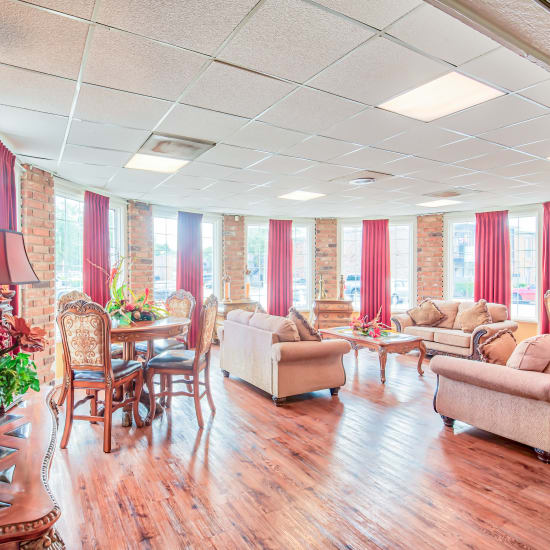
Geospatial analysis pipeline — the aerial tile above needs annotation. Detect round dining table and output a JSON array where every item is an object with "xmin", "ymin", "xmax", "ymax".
[{"xmin": 110, "ymin": 316, "xmax": 191, "ymax": 426}]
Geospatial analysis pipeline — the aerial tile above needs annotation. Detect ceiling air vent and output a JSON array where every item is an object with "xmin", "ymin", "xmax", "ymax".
[
  {"xmin": 140, "ymin": 133, "xmax": 215, "ymax": 161},
  {"xmin": 423, "ymin": 188, "xmax": 481, "ymax": 199},
  {"xmin": 330, "ymin": 170, "xmax": 393, "ymax": 185}
]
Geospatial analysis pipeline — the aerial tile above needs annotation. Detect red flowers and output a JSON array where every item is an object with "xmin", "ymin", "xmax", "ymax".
[
  {"xmin": 350, "ymin": 307, "xmax": 390, "ymax": 338},
  {"xmin": 3, "ymin": 315, "xmax": 46, "ymax": 353}
]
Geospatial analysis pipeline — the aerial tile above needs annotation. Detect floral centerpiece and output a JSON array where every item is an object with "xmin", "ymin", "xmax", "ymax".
[
  {"xmin": 350, "ymin": 307, "xmax": 391, "ymax": 338},
  {"xmin": 105, "ymin": 258, "xmax": 166, "ymax": 326},
  {"xmin": 0, "ymin": 315, "xmax": 44, "ymax": 414}
]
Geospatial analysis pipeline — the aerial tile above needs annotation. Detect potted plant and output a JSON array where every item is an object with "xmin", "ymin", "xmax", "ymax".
[
  {"xmin": 0, "ymin": 315, "xmax": 44, "ymax": 415},
  {"xmin": 350, "ymin": 307, "xmax": 392, "ymax": 338}
]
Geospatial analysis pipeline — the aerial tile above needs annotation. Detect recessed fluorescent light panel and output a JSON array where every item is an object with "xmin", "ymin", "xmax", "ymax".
[
  {"xmin": 378, "ymin": 72, "xmax": 505, "ymax": 122},
  {"xmin": 279, "ymin": 191, "xmax": 326, "ymax": 201},
  {"xmin": 125, "ymin": 153, "xmax": 188, "ymax": 173},
  {"xmin": 417, "ymin": 199, "xmax": 462, "ymax": 207}
]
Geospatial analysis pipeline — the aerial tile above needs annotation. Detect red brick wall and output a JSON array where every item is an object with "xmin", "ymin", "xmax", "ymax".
[
  {"xmin": 314, "ymin": 218, "xmax": 338, "ymax": 299},
  {"xmin": 417, "ymin": 214, "xmax": 444, "ymax": 302},
  {"xmin": 20, "ymin": 166, "xmax": 55, "ymax": 383},
  {"xmin": 127, "ymin": 201, "xmax": 154, "ymax": 297},
  {"xmin": 222, "ymin": 215, "xmax": 246, "ymax": 300}
]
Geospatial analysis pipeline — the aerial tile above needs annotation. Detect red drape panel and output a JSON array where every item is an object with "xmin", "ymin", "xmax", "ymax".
[
  {"xmin": 267, "ymin": 220, "xmax": 293, "ymax": 317},
  {"xmin": 176, "ymin": 211, "xmax": 203, "ymax": 348},
  {"xmin": 474, "ymin": 210, "xmax": 511, "ymax": 316},
  {"xmin": 541, "ymin": 202, "xmax": 550, "ymax": 334},
  {"xmin": 83, "ymin": 191, "xmax": 110, "ymax": 306},
  {"xmin": 360, "ymin": 219, "xmax": 390, "ymax": 325},
  {"xmin": 0, "ymin": 141, "xmax": 18, "ymax": 314}
]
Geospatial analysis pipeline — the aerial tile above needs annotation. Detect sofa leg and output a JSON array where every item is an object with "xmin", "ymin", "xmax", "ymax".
[
  {"xmin": 534, "ymin": 448, "xmax": 550, "ymax": 463},
  {"xmin": 272, "ymin": 396, "xmax": 286, "ymax": 406},
  {"xmin": 330, "ymin": 387, "xmax": 339, "ymax": 396},
  {"xmin": 222, "ymin": 370, "xmax": 230, "ymax": 378},
  {"xmin": 441, "ymin": 415, "xmax": 455, "ymax": 428}
]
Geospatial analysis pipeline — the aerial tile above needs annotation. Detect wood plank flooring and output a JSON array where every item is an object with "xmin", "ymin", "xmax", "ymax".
[{"xmin": 51, "ymin": 348, "xmax": 550, "ymax": 549}]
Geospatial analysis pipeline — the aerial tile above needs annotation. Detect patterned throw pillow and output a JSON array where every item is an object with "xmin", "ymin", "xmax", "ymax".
[
  {"xmin": 506, "ymin": 334, "xmax": 550, "ymax": 373},
  {"xmin": 456, "ymin": 299, "xmax": 492, "ymax": 333},
  {"xmin": 288, "ymin": 307, "xmax": 321, "ymax": 342},
  {"xmin": 407, "ymin": 299, "xmax": 446, "ymax": 326},
  {"xmin": 478, "ymin": 329, "xmax": 516, "ymax": 365}
]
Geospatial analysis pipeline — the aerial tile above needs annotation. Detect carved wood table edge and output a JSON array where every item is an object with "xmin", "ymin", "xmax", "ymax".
[{"xmin": 320, "ymin": 327, "xmax": 426, "ymax": 383}]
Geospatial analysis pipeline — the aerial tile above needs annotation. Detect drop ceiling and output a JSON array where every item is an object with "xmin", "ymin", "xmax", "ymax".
[{"xmin": 1, "ymin": 0, "xmax": 550, "ymax": 218}]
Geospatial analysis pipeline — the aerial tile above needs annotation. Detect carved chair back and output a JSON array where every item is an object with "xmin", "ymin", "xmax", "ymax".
[
  {"xmin": 166, "ymin": 289, "xmax": 196, "ymax": 320},
  {"xmin": 545, "ymin": 290, "xmax": 550, "ymax": 325},
  {"xmin": 195, "ymin": 295, "xmax": 218, "ymax": 360},
  {"xmin": 58, "ymin": 300, "xmax": 114, "ymax": 383},
  {"xmin": 57, "ymin": 290, "xmax": 91, "ymax": 311}
]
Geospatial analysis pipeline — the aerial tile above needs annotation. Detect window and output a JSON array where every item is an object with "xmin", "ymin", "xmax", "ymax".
[
  {"xmin": 449, "ymin": 220, "xmax": 475, "ymax": 300},
  {"xmin": 510, "ymin": 214, "xmax": 537, "ymax": 320},
  {"xmin": 292, "ymin": 224, "xmax": 312, "ymax": 310},
  {"xmin": 202, "ymin": 221, "xmax": 215, "ymax": 299},
  {"xmin": 389, "ymin": 224, "xmax": 413, "ymax": 310},
  {"xmin": 340, "ymin": 224, "xmax": 362, "ymax": 310},
  {"xmin": 247, "ymin": 223, "xmax": 268, "ymax": 308}
]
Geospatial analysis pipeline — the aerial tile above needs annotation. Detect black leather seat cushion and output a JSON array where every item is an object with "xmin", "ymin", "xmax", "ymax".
[
  {"xmin": 147, "ymin": 349, "xmax": 201, "ymax": 370},
  {"xmin": 74, "ymin": 360, "xmax": 142, "ymax": 382},
  {"xmin": 135, "ymin": 338, "xmax": 185, "ymax": 355}
]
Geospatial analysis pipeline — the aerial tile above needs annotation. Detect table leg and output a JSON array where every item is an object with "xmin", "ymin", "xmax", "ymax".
[
  {"xmin": 353, "ymin": 344, "xmax": 359, "ymax": 367},
  {"xmin": 417, "ymin": 341, "xmax": 426, "ymax": 376},
  {"xmin": 122, "ymin": 341, "xmax": 135, "ymax": 427},
  {"xmin": 378, "ymin": 348, "xmax": 387, "ymax": 384}
]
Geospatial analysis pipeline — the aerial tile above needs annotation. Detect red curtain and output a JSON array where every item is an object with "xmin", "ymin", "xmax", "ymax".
[
  {"xmin": 267, "ymin": 219, "xmax": 293, "ymax": 316},
  {"xmin": 83, "ymin": 191, "xmax": 110, "ymax": 306},
  {"xmin": 541, "ymin": 202, "xmax": 550, "ymax": 334},
  {"xmin": 474, "ymin": 210, "xmax": 511, "ymax": 316},
  {"xmin": 177, "ymin": 211, "xmax": 203, "ymax": 348},
  {"xmin": 360, "ymin": 219, "xmax": 390, "ymax": 325},
  {"xmin": 0, "ymin": 141, "xmax": 18, "ymax": 314}
]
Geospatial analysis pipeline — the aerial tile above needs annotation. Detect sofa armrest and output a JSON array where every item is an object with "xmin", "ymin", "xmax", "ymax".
[
  {"xmin": 430, "ymin": 355, "xmax": 550, "ymax": 403},
  {"xmin": 272, "ymin": 339, "xmax": 351, "ymax": 363},
  {"xmin": 391, "ymin": 313, "xmax": 412, "ymax": 332},
  {"xmin": 472, "ymin": 320, "xmax": 519, "ymax": 339}
]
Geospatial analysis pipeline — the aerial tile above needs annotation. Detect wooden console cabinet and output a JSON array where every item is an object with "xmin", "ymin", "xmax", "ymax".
[
  {"xmin": 215, "ymin": 299, "xmax": 259, "ymax": 343},
  {"xmin": 311, "ymin": 299, "xmax": 353, "ymax": 330}
]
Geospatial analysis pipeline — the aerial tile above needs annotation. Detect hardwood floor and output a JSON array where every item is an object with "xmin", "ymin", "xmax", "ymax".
[{"xmin": 51, "ymin": 348, "xmax": 550, "ymax": 549}]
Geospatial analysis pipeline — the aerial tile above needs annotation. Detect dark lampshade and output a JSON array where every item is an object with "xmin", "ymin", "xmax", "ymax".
[{"xmin": 0, "ymin": 229, "xmax": 39, "ymax": 285}]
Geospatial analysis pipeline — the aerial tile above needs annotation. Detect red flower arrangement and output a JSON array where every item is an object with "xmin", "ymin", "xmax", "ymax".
[{"xmin": 350, "ymin": 307, "xmax": 391, "ymax": 338}]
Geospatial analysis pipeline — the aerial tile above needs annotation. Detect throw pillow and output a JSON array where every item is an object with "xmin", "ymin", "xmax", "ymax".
[
  {"xmin": 249, "ymin": 312, "xmax": 300, "ymax": 342},
  {"xmin": 506, "ymin": 334, "xmax": 550, "ymax": 373},
  {"xmin": 478, "ymin": 329, "xmax": 517, "ymax": 365},
  {"xmin": 288, "ymin": 307, "xmax": 321, "ymax": 342},
  {"xmin": 255, "ymin": 303, "xmax": 267, "ymax": 314},
  {"xmin": 407, "ymin": 299, "xmax": 446, "ymax": 326},
  {"xmin": 456, "ymin": 299, "xmax": 492, "ymax": 333}
]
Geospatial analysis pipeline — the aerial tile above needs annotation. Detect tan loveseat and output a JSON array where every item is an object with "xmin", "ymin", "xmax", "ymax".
[
  {"xmin": 391, "ymin": 300, "xmax": 518, "ymax": 360},
  {"xmin": 431, "ymin": 355, "xmax": 550, "ymax": 462},
  {"xmin": 219, "ymin": 310, "xmax": 350, "ymax": 405}
]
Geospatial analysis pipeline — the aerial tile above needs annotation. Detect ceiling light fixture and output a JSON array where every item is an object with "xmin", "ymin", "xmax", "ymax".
[
  {"xmin": 417, "ymin": 199, "xmax": 462, "ymax": 207},
  {"xmin": 349, "ymin": 177, "xmax": 375, "ymax": 186},
  {"xmin": 378, "ymin": 72, "xmax": 505, "ymax": 122},
  {"xmin": 279, "ymin": 191, "xmax": 326, "ymax": 201},
  {"xmin": 125, "ymin": 153, "xmax": 189, "ymax": 173}
]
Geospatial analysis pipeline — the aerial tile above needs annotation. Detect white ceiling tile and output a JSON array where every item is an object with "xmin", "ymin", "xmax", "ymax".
[
  {"xmin": 182, "ymin": 62, "xmax": 296, "ymax": 118},
  {"xmin": 68, "ymin": 120, "xmax": 149, "ymax": 152},
  {"xmin": 387, "ymin": 4, "xmax": 497, "ymax": 65},
  {"xmin": 379, "ymin": 126, "xmax": 462, "ymax": 156},
  {"xmin": 421, "ymin": 138, "xmax": 505, "ymax": 163},
  {"xmin": 17, "ymin": 157, "xmax": 59, "ymax": 173},
  {"xmin": 178, "ymin": 162, "xmax": 237, "ymax": 179},
  {"xmin": 96, "ymin": 0, "xmax": 257, "ymax": 55},
  {"xmin": 225, "ymin": 169, "xmax": 274, "ymax": 185},
  {"xmin": 479, "ymin": 115, "xmax": 550, "ymax": 147},
  {"xmin": 0, "ymin": 104, "xmax": 67, "ymax": 158},
  {"xmin": 487, "ymin": 159, "xmax": 550, "ymax": 178},
  {"xmin": 62, "ymin": 144, "xmax": 132, "ymax": 166},
  {"xmin": 0, "ymin": 65, "xmax": 75, "ymax": 116},
  {"xmin": 520, "ymin": 80, "xmax": 550, "ymax": 108},
  {"xmin": 383, "ymin": 156, "xmax": 443, "ymax": 175},
  {"xmin": 322, "ymin": 107, "xmax": 421, "ymax": 146},
  {"xmin": 251, "ymin": 155, "xmax": 316, "ymax": 174},
  {"xmin": 224, "ymin": 122, "xmax": 307, "ymax": 153},
  {"xmin": 0, "ymin": 1, "xmax": 88, "ymax": 79},
  {"xmin": 517, "ymin": 139, "xmax": 550, "ymax": 158},
  {"xmin": 413, "ymin": 164, "xmax": 475, "ymax": 182},
  {"xmin": 218, "ymin": 0, "xmax": 374, "ymax": 82},
  {"xmin": 449, "ymin": 172, "xmax": 519, "ymax": 190},
  {"xmin": 459, "ymin": 47, "xmax": 550, "ymax": 91},
  {"xmin": 309, "ymin": 37, "xmax": 448, "ymax": 105},
  {"xmin": 162, "ymin": 173, "xmax": 216, "ymax": 191},
  {"xmin": 313, "ymin": 0, "xmax": 421, "ymax": 29},
  {"xmin": 75, "ymin": 84, "xmax": 170, "ymax": 130},
  {"xmin": 24, "ymin": 0, "xmax": 95, "ymax": 19},
  {"xmin": 331, "ymin": 146, "xmax": 405, "ymax": 170},
  {"xmin": 105, "ymin": 168, "xmax": 167, "ymax": 194},
  {"xmin": 297, "ymin": 163, "xmax": 358, "ymax": 181},
  {"xmin": 83, "ymin": 26, "xmax": 207, "ymax": 100},
  {"xmin": 457, "ymin": 149, "xmax": 535, "ymax": 171},
  {"xmin": 157, "ymin": 104, "xmax": 248, "ymax": 142},
  {"xmin": 282, "ymin": 136, "xmax": 361, "ymax": 161},
  {"xmin": 56, "ymin": 162, "xmax": 118, "ymax": 188},
  {"xmin": 197, "ymin": 144, "xmax": 270, "ymax": 168},
  {"xmin": 437, "ymin": 94, "xmax": 548, "ymax": 135},
  {"xmin": 259, "ymin": 88, "xmax": 365, "ymax": 134}
]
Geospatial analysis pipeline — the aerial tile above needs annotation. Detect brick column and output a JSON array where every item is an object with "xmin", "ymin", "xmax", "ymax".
[
  {"xmin": 417, "ymin": 214, "xmax": 444, "ymax": 302},
  {"xmin": 314, "ymin": 218, "xmax": 338, "ymax": 299},
  {"xmin": 127, "ymin": 201, "xmax": 154, "ymax": 297},
  {"xmin": 222, "ymin": 215, "xmax": 246, "ymax": 300},
  {"xmin": 20, "ymin": 166, "xmax": 55, "ymax": 383}
]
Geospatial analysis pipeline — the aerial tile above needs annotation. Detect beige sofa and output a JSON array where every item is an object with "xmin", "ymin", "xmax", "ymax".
[
  {"xmin": 219, "ymin": 310, "xmax": 350, "ymax": 405},
  {"xmin": 431, "ymin": 355, "xmax": 550, "ymax": 463},
  {"xmin": 391, "ymin": 300, "xmax": 518, "ymax": 360}
]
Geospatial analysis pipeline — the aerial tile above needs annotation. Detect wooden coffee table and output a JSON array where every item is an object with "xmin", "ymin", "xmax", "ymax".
[{"xmin": 320, "ymin": 327, "xmax": 426, "ymax": 384}]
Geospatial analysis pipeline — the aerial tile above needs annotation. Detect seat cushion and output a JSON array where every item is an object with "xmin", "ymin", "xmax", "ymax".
[
  {"xmin": 433, "ymin": 301, "xmax": 459, "ymax": 329},
  {"xmin": 74, "ymin": 359, "xmax": 142, "ymax": 382},
  {"xmin": 110, "ymin": 344, "xmax": 123, "ymax": 357},
  {"xmin": 135, "ymin": 338, "xmax": 185, "ymax": 355},
  {"xmin": 433, "ymin": 329, "xmax": 471, "ymax": 348},
  {"xmin": 404, "ymin": 326, "xmax": 435, "ymax": 341},
  {"xmin": 148, "ymin": 349, "xmax": 203, "ymax": 370}
]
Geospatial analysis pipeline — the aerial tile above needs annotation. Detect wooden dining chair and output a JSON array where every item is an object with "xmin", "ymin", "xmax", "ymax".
[
  {"xmin": 58, "ymin": 300, "xmax": 144, "ymax": 453},
  {"xmin": 145, "ymin": 295, "xmax": 218, "ymax": 429},
  {"xmin": 545, "ymin": 290, "xmax": 550, "ymax": 326}
]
